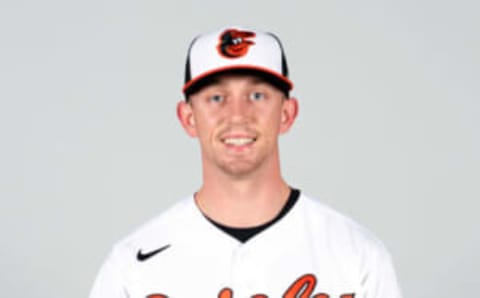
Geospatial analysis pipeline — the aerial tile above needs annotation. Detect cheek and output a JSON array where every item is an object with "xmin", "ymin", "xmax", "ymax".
[
  {"xmin": 193, "ymin": 112, "xmax": 219, "ymax": 139},
  {"xmin": 258, "ymin": 111, "xmax": 282, "ymax": 135}
]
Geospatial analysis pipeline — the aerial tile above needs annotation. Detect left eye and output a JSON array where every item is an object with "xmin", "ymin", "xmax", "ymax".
[{"xmin": 249, "ymin": 92, "xmax": 265, "ymax": 101}]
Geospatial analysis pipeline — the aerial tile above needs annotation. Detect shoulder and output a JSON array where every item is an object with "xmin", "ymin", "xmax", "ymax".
[
  {"xmin": 297, "ymin": 193, "xmax": 392, "ymax": 259},
  {"xmin": 296, "ymin": 193, "xmax": 402, "ymax": 297},
  {"xmin": 106, "ymin": 196, "xmax": 196, "ymax": 265}
]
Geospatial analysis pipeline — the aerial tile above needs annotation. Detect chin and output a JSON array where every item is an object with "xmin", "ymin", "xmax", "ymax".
[{"xmin": 218, "ymin": 160, "xmax": 262, "ymax": 178}]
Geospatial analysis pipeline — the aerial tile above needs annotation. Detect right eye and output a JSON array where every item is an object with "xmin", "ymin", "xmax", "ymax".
[{"xmin": 209, "ymin": 94, "xmax": 225, "ymax": 103}]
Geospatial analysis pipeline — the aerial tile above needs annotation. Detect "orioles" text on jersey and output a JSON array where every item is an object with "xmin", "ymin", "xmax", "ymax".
[{"xmin": 146, "ymin": 274, "xmax": 355, "ymax": 298}]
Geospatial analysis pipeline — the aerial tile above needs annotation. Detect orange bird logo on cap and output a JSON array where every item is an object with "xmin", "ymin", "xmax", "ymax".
[{"xmin": 217, "ymin": 29, "xmax": 256, "ymax": 58}]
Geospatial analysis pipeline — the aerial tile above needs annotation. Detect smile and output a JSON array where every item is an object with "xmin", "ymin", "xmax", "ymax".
[{"xmin": 222, "ymin": 137, "xmax": 256, "ymax": 146}]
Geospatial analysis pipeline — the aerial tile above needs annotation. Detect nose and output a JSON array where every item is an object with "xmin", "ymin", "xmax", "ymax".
[{"xmin": 225, "ymin": 95, "xmax": 252, "ymax": 123}]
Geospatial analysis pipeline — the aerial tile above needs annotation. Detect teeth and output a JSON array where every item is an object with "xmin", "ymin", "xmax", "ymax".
[{"xmin": 223, "ymin": 138, "xmax": 255, "ymax": 146}]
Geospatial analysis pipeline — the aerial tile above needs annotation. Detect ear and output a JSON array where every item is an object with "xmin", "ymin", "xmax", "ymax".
[
  {"xmin": 177, "ymin": 100, "xmax": 198, "ymax": 137},
  {"xmin": 279, "ymin": 97, "xmax": 299, "ymax": 134}
]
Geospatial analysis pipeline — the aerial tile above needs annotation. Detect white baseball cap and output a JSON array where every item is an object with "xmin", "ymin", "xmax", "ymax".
[{"xmin": 183, "ymin": 26, "xmax": 293, "ymax": 96}]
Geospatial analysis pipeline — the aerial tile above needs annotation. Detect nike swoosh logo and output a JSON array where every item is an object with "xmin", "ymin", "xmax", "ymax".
[{"xmin": 137, "ymin": 244, "xmax": 171, "ymax": 262}]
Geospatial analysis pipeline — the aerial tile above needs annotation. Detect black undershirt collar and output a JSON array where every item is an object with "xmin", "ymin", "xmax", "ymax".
[{"xmin": 205, "ymin": 188, "xmax": 300, "ymax": 243}]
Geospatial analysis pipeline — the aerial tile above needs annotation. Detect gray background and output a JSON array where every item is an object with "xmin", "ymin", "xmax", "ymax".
[{"xmin": 1, "ymin": 0, "xmax": 478, "ymax": 297}]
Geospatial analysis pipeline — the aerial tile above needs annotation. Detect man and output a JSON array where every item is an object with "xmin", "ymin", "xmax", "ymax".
[{"xmin": 89, "ymin": 26, "xmax": 402, "ymax": 298}]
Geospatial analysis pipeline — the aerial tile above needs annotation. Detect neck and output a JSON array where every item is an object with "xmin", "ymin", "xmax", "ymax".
[{"xmin": 195, "ymin": 154, "xmax": 291, "ymax": 227}]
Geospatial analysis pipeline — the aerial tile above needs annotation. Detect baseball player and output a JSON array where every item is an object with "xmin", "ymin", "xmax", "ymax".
[{"xmin": 89, "ymin": 26, "xmax": 403, "ymax": 298}]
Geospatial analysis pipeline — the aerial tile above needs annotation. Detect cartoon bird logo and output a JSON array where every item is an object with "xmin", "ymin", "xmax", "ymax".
[{"xmin": 217, "ymin": 29, "xmax": 256, "ymax": 58}]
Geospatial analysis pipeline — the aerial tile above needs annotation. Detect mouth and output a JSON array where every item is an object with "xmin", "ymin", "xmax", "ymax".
[{"xmin": 222, "ymin": 137, "xmax": 256, "ymax": 146}]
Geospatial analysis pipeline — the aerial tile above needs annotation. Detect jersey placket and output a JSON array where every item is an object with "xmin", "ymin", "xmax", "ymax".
[{"xmin": 230, "ymin": 243, "xmax": 259, "ymax": 297}]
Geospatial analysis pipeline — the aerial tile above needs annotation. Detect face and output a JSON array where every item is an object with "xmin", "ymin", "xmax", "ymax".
[{"xmin": 177, "ymin": 74, "xmax": 298, "ymax": 178}]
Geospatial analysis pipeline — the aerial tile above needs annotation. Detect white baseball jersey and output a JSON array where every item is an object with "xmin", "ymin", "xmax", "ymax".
[{"xmin": 89, "ymin": 193, "xmax": 402, "ymax": 298}]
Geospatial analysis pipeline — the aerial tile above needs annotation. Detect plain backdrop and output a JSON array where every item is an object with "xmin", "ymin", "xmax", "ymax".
[{"xmin": 1, "ymin": 0, "xmax": 479, "ymax": 297}]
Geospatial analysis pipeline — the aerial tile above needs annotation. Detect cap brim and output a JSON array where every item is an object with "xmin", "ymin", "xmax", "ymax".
[{"xmin": 183, "ymin": 65, "xmax": 293, "ymax": 96}]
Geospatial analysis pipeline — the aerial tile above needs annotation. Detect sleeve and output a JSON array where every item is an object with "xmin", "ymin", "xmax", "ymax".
[
  {"xmin": 89, "ymin": 247, "xmax": 129, "ymax": 298},
  {"xmin": 361, "ymin": 241, "xmax": 403, "ymax": 298}
]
